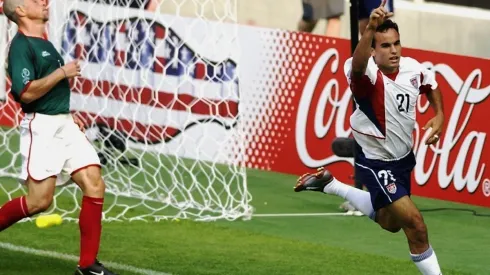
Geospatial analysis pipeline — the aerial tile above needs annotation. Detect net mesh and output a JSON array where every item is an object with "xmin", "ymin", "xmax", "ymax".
[{"xmin": 0, "ymin": 0, "xmax": 252, "ymax": 222}]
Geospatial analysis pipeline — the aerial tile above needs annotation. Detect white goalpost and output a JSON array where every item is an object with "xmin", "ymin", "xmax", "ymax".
[{"xmin": 0, "ymin": 0, "xmax": 252, "ymax": 222}]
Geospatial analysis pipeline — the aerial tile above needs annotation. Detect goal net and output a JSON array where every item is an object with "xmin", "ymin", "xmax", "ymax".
[{"xmin": 0, "ymin": 0, "xmax": 252, "ymax": 222}]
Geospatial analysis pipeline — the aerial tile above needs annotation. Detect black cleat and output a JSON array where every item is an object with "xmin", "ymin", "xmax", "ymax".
[
  {"xmin": 294, "ymin": 167, "xmax": 334, "ymax": 192},
  {"xmin": 75, "ymin": 260, "xmax": 118, "ymax": 275}
]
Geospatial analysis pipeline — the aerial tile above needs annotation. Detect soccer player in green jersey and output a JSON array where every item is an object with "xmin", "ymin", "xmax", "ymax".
[{"xmin": 1, "ymin": 0, "xmax": 117, "ymax": 274}]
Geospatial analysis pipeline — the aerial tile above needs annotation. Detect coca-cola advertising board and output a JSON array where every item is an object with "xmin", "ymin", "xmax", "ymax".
[
  {"xmin": 0, "ymin": 5, "xmax": 488, "ymax": 207},
  {"xmin": 242, "ymin": 30, "xmax": 490, "ymax": 208}
]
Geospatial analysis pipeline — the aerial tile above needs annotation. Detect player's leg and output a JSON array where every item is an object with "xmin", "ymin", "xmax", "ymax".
[
  {"xmin": 61, "ymin": 115, "xmax": 116, "ymax": 275},
  {"xmin": 384, "ymin": 196, "xmax": 442, "ymax": 275},
  {"xmin": 360, "ymin": 151, "xmax": 441, "ymax": 274},
  {"xmin": 298, "ymin": 0, "xmax": 318, "ymax": 33},
  {"xmin": 71, "ymin": 165, "xmax": 105, "ymax": 268},
  {"xmin": 0, "ymin": 113, "xmax": 63, "ymax": 231},
  {"xmin": 25, "ymin": 177, "xmax": 57, "ymax": 215},
  {"xmin": 0, "ymin": 177, "xmax": 56, "ymax": 231},
  {"xmin": 373, "ymin": 207, "xmax": 400, "ymax": 232},
  {"xmin": 324, "ymin": 0, "xmax": 344, "ymax": 37},
  {"xmin": 294, "ymin": 168, "xmax": 376, "ymax": 219}
]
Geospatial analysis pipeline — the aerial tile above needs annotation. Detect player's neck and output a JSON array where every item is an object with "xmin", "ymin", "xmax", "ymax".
[
  {"xmin": 18, "ymin": 21, "xmax": 46, "ymax": 39},
  {"xmin": 379, "ymin": 66, "xmax": 399, "ymax": 75}
]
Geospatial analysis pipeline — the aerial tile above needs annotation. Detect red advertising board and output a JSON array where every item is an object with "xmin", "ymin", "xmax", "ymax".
[{"xmin": 0, "ymin": 19, "xmax": 488, "ymax": 208}]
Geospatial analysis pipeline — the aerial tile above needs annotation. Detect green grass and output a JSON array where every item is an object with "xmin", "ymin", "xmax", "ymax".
[
  {"xmin": 1, "ymin": 168, "xmax": 489, "ymax": 274},
  {"xmin": 1, "ymin": 130, "xmax": 490, "ymax": 274}
]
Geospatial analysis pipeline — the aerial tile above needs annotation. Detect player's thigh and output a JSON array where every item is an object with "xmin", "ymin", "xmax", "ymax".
[{"xmin": 384, "ymin": 195, "xmax": 424, "ymax": 228}]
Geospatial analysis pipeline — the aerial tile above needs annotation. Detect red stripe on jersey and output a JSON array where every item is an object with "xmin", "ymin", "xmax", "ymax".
[
  {"xmin": 349, "ymin": 73, "xmax": 372, "ymax": 98},
  {"xmin": 350, "ymin": 70, "xmax": 386, "ymax": 135},
  {"xmin": 371, "ymin": 70, "xmax": 386, "ymax": 135}
]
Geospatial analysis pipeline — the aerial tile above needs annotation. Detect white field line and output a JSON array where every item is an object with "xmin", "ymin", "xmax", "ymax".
[
  {"xmin": 253, "ymin": 212, "xmax": 364, "ymax": 217},
  {"xmin": 0, "ymin": 242, "xmax": 172, "ymax": 275}
]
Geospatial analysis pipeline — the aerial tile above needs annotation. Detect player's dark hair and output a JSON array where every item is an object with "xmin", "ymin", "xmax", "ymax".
[{"xmin": 371, "ymin": 19, "xmax": 399, "ymax": 48}]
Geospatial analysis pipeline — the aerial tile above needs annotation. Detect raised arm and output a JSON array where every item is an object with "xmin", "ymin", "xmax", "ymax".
[{"xmin": 351, "ymin": 0, "xmax": 393, "ymax": 78}]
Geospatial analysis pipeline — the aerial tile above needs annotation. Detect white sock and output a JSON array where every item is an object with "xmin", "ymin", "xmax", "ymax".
[
  {"xmin": 323, "ymin": 179, "xmax": 376, "ymax": 220},
  {"xmin": 411, "ymin": 246, "xmax": 442, "ymax": 275}
]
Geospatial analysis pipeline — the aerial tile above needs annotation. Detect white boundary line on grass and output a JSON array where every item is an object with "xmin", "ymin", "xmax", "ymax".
[
  {"xmin": 0, "ymin": 242, "xmax": 172, "ymax": 275},
  {"xmin": 254, "ymin": 212, "xmax": 363, "ymax": 217}
]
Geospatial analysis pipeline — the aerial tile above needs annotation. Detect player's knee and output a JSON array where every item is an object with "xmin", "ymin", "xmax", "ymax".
[
  {"xmin": 26, "ymin": 194, "xmax": 53, "ymax": 214},
  {"xmin": 376, "ymin": 210, "xmax": 401, "ymax": 233},
  {"xmin": 381, "ymin": 224, "xmax": 401, "ymax": 233},
  {"xmin": 378, "ymin": 218, "xmax": 402, "ymax": 233},
  {"xmin": 85, "ymin": 174, "xmax": 105, "ymax": 195}
]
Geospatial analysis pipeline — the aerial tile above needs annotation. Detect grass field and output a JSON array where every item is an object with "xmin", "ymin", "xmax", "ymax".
[
  {"xmin": 0, "ymin": 166, "xmax": 490, "ymax": 275},
  {"xmin": 1, "ymin": 131, "xmax": 490, "ymax": 274}
]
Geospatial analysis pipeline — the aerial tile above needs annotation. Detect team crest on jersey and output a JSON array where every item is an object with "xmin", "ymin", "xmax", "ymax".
[
  {"xmin": 386, "ymin": 183, "xmax": 397, "ymax": 194},
  {"xmin": 410, "ymin": 76, "xmax": 418, "ymax": 89}
]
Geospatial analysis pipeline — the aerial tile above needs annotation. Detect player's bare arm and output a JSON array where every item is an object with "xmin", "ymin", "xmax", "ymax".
[
  {"xmin": 423, "ymin": 87, "xmax": 445, "ymax": 145},
  {"xmin": 21, "ymin": 60, "xmax": 80, "ymax": 103},
  {"xmin": 351, "ymin": 0, "xmax": 393, "ymax": 78}
]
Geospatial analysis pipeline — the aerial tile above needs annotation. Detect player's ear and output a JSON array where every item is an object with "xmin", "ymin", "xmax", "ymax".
[{"xmin": 15, "ymin": 5, "xmax": 27, "ymax": 19}]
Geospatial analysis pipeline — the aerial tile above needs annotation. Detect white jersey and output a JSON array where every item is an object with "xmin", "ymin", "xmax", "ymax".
[{"xmin": 344, "ymin": 56, "xmax": 438, "ymax": 160}]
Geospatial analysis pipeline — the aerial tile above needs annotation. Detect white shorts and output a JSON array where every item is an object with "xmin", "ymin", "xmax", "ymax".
[{"xmin": 19, "ymin": 113, "xmax": 101, "ymax": 186}]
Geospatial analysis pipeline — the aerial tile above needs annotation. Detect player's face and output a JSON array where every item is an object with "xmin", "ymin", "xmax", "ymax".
[
  {"xmin": 372, "ymin": 29, "xmax": 401, "ymax": 73},
  {"xmin": 23, "ymin": 0, "xmax": 49, "ymax": 22}
]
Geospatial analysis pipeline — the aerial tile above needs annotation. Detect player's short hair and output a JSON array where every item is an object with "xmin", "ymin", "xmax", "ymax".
[
  {"xmin": 3, "ymin": 0, "xmax": 24, "ymax": 23},
  {"xmin": 371, "ymin": 19, "xmax": 399, "ymax": 48}
]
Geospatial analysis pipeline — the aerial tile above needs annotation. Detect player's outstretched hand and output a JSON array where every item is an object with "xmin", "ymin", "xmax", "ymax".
[
  {"xmin": 367, "ymin": 0, "xmax": 394, "ymax": 30},
  {"xmin": 60, "ymin": 59, "xmax": 81, "ymax": 79},
  {"xmin": 423, "ymin": 114, "xmax": 444, "ymax": 145}
]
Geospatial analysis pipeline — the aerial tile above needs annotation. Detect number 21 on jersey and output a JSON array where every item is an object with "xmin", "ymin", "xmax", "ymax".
[{"xmin": 396, "ymin": 93, "xmax": 410, "ymax": 112}]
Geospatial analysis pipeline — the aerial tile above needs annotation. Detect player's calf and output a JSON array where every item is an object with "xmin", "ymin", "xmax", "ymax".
[
  {"xmin": 71, "ymin": 166, "xmax": 106, "ymax": 268},
  {"xmin": 402, "ymin": 211, "xmax": 429, "ymax": 253},
  {"xmin": 0, "ymin": 177, "xmax": 56, "ymax": 231}
]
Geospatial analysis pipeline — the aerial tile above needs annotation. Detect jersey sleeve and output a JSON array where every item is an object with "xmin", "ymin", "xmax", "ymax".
[
  {"xmin": 7, "ymin": 38, "xmax": 35, "ymax": 102},
  {"xmin": 419, "ymin": 65, "xmax": 438, "ymax": 94},
  {"xmin": 344, "ymin": 57, "xmax": 380, "ymax": 98},
  {"xmin": 404, "ymin": 57, "xmax": 438, "ymax": 94}
]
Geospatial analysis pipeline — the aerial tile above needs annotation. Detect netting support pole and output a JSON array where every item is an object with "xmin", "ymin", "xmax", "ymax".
[{"xmin": 349, "ymin": 0, "xmax": 363, "ymax": 190}]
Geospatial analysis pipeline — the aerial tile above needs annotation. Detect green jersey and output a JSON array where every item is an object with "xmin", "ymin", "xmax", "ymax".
[{"xmin": 7, "ymin": 32, "xmax": 70, "ymax": 115}]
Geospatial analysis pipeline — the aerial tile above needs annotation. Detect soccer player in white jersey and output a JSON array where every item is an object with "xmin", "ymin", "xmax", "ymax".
[{"xmin": 294, "ymin": 1, "xmax": 444, "ymax": 274}]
